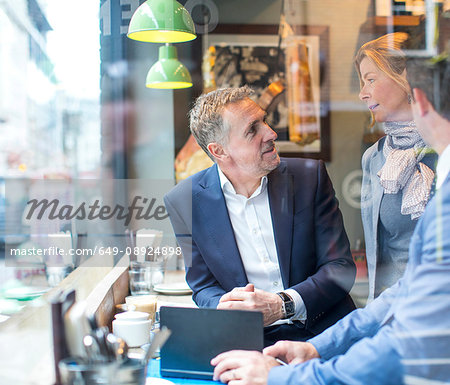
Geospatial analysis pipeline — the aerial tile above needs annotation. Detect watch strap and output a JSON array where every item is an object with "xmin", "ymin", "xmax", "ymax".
[{"xmin": 276, "ymin": 291, "xmax": 295, "ymax": 319}]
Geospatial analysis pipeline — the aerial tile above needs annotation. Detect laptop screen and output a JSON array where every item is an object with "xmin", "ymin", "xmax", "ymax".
[{"xmin": 160, "ymin": 306, "xmax": 264, "ymax": 380}]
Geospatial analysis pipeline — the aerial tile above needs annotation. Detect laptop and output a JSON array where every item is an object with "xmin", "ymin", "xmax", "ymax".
[{"xmin": 160, "ymin": 306, "xmax": 264, "ymax": 380}]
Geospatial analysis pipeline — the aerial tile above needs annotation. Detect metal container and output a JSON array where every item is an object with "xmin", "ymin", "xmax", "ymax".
[{"xmin": 59, "ymin": 357, "xmax": 147, "ymax": 385}]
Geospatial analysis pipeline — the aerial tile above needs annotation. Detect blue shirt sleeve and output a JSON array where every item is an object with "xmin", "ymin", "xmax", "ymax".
[
  {"xmin": 268, "ymin": 324, "xmax": 403, "ymax": 385},
  {"xmin": 308, "ymin": 280, "xmax": 400, "ymax": 359}
]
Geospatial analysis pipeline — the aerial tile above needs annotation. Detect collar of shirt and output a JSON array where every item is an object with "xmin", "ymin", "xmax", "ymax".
[
  {"xmin": 436, "ymin": 144, "xmax": 450, "ymax": 190},
  {"xmin": 217, "ymin": 166, "xmax": 268, "ymax": 198}
]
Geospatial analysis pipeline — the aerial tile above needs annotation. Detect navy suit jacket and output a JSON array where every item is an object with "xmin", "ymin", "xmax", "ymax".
[
  {"xmin": 269, "ymin": 173, "xmax": 450, "ymax": 384},
  {"xmin": 164, "ymin": 158, "xmax": 356, "ymax": 335}
]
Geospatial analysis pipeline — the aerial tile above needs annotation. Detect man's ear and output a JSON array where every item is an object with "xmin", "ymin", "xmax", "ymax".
[
  {"xmin": 207, "ymin": 142, "xmax": 227, "ymax": 162},
  {"xmin": 413, "ymin": 88, "xmax": 430, "ymax": 117}
]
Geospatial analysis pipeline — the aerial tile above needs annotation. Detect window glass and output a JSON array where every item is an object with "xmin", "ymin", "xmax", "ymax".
[{"xmin": 0, "ymin": 0, "xmax": 101, "ymax": 290}]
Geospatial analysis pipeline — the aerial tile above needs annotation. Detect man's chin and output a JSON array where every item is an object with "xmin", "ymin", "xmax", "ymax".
[
  {"xmin": 264, "ymin": 153, "xmax": 280, "ymax": 170},
  {"xmin": 274, "ymin": 156, "xmax": 281, "ymax": 167}
]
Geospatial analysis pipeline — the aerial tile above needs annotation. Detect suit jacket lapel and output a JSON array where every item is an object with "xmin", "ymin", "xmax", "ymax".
[
  {"xmin": 268, "ymin": 161, "xmax": 293, "ymax": 288},
  {"xmin": 194, "ymin": 164, "xmax": 248, "ymax": 287}
]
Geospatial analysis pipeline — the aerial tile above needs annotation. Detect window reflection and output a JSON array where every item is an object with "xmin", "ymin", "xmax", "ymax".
[{"xmin": 0, "ymin": 0, "xmax": 101, "ymax": 301}]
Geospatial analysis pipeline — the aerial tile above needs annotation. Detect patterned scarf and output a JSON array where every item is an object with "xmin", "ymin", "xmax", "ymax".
[{"xmin": 377, "ymin": 121, "xmax": 435, "ymax": 220}]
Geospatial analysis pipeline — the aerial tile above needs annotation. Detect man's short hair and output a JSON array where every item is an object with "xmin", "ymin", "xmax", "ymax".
[
  {"xmin": 189, "ymin": 86, "xmax": 254, "ymax": 161},
  {"xmin": 407, "ymin": 56, "xmax": 449, "ymax": 119}
]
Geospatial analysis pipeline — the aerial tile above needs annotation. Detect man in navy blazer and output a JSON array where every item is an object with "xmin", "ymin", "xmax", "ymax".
[
  {"xmin": 164, "ymin": 86, "xmax": 356, "ymax": 346},
  {"xmin": 211, "ymin": 66, "xmax": 450, "ymax": 384}
]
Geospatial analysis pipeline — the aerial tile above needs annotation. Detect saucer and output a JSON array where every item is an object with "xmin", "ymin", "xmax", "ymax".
[
  {"xmin": 3, "ymin": 286, "xmax": 50, "ymax": 301},
  {"xmin": 153, "ymin": 282, "xmax": 192, "ymax": 295}
]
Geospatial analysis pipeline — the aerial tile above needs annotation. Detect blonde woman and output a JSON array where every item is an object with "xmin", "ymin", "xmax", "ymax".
[{"xmin": 356, "ymin": 33, "xmax": 437, "ymax": 300}]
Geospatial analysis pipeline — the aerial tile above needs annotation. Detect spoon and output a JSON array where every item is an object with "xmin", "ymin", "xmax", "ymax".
[
  {"xmin": 83, "ymin": 334, "xmax": 103, "ymax": 363},
  {"xmin": 106, "ymin": 333, "xmax": 129, "ymax": 364}
]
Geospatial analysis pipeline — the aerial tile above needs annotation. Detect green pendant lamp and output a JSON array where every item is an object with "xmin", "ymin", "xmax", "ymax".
[
  {"xmin": 128, "ymin": 0, "xmax": 196, "ymax": 43},
  {"xmin": 146, "ymin": 45, "xmax": 192, "ymax": 89}
]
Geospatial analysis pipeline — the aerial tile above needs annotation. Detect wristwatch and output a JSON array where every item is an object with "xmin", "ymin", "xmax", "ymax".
[{"xmin": 276, "ymin": 292, "xmax": 295, "ymax": 319}]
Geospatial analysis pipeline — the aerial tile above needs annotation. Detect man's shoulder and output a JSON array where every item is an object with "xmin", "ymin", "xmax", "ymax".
[
  {"xmin": 276, "ymin": 157, "xmax": 330, "ymax": 183},
  {"xmin": 418, "ymin": 174, "xmax": 450, "ymax": 231},
  {"xmin": 432, "ymin": 173, "xmax": 450, "ymax": 206},
  {"xmin": 279, "ymin": 157, "xmax": 321, "ymax": 172},
  {"xmin": 164, "ymin": 164, "xmax": 216, "ymax": 201}
]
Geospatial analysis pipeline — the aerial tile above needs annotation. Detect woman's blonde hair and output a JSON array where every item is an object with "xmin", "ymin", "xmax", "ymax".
[{"xmin": 355, "ymin": 33, "xmax": 411, "ymax": 126}]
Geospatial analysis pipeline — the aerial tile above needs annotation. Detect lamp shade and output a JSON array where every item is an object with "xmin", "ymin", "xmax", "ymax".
[
  {"xmin": 128, "ymin": 0, "xmax": 196, "ymax": 43},
  {"xmin": 146, "ymin": 45, "xmax": 192, "ymax": 89}
]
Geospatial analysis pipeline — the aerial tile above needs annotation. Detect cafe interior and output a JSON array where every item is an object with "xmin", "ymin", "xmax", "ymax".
[{"xmin": 0, "ymin": 0, "xmax": 449, "ymax": 384}]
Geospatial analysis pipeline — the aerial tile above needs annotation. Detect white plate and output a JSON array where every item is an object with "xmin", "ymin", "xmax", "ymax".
[
  {"xmin": 153, "ymin": 282, "xmax": 192, "ymax": 295},
  {"xmin": 3, "ymin": 286, "xmax": 50, "ymax": 301}
]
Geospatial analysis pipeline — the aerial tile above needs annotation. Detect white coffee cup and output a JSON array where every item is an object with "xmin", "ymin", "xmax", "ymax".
[
  {"xmin": 114, "ymin": 311, "xmax": 149, "ymax": 322},
  {"xmin": 112, "ymin": 318, "xmax": 152, "ymax": 347}
]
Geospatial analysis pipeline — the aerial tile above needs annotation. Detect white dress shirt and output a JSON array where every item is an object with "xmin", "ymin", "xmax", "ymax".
[
  {"xmin": 218, "ymin": 167, "xmax": 307, "ymax": 322},
  {"xmin": 436, "ymin": 144, "xmax": 450, "ymax": 190}
]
